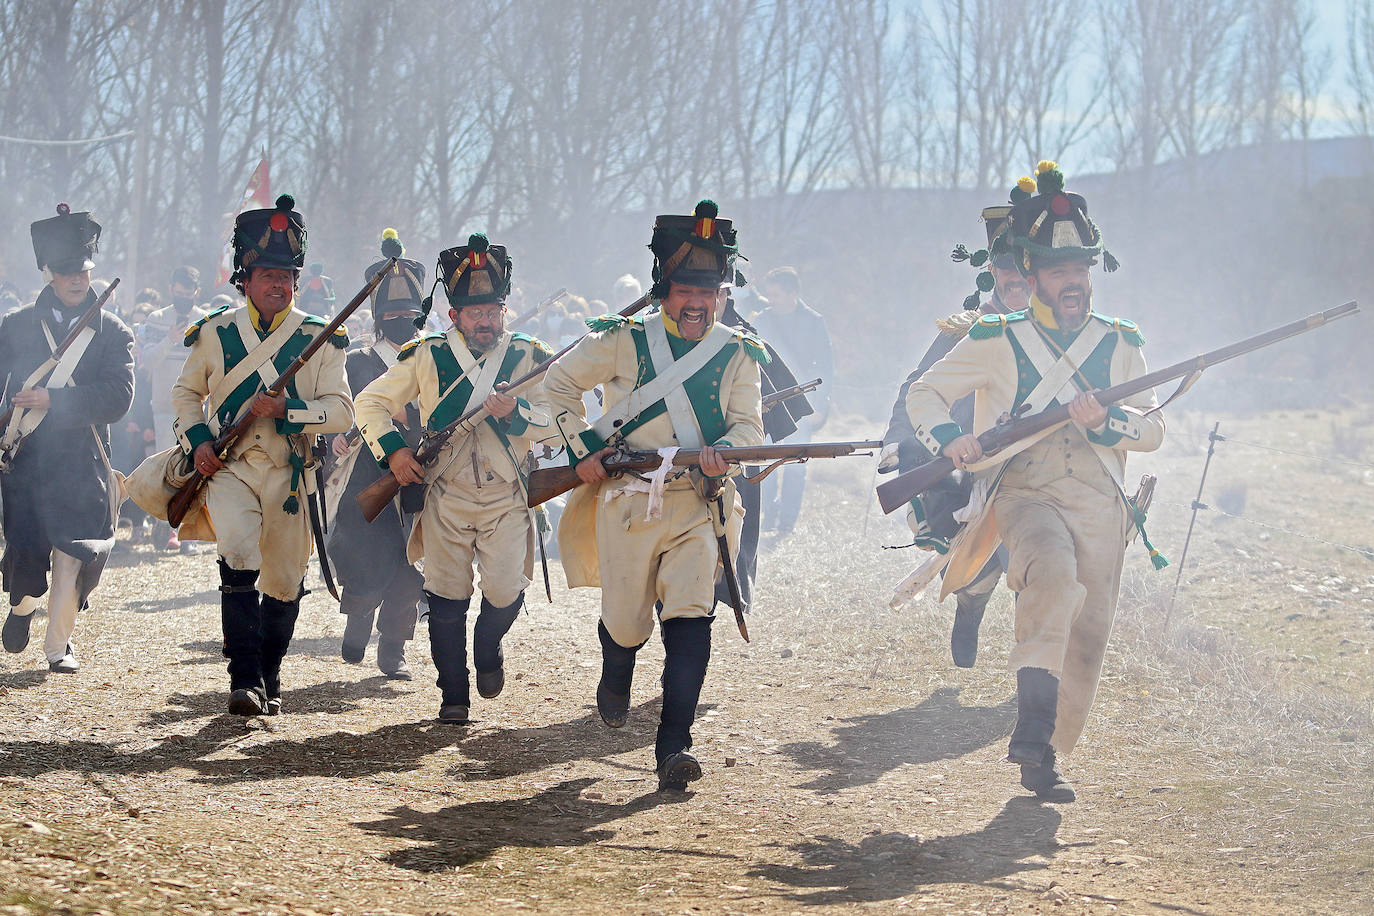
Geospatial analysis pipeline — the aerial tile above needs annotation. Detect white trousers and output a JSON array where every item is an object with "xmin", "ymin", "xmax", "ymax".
[{"xmin": 9, "ymin": 550, "xmax": 82, "ymax": 662}]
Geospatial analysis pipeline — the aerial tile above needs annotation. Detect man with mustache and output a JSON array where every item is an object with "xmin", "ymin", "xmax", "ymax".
[
  {"xmin": 538, "ymin": 200, "xmax": 765, "ymax": 792},
  {"xmin": 906, "ymin": 164, "xmax": 1165, "ymax": 802},
  {"xmin": 880, "ymin": 180, "xmax": 1037, "ymax": 668},
  {"xmin": 170, "ymin": 195, "xmax": 354, "ymax": 716},
  {"xmin": 355, "ymin": 233, "xmax": 552, "ymax": 724},
  {"xmin": 325, "ymin": 230, "xmax": 428, "ymax": 680},
  {"xmin": 0, "ymin": 204, "xmax": 135, "ymax": 673}
]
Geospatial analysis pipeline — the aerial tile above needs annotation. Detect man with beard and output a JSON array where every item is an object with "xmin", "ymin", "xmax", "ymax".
[
  {"xmin": 880, "ymin": 179, "xmax": 1036, "ymax": 667},
  {"xmin": 326, "ymin": 230, "xmax": 426, "ymax": 679},
  {"xmin": 906, "ymin": 164, "xmax": 1164, "ymax": 802},
  {"xmin": 171, "ymin": 195, "xmax": 353, "ymax": 716},
  {"xmin": 538, "ymin": 200, "xmax": 765, "ymax": 792},
  {"xmin": 355, "ymin": 233, "xmax": 552, "ymax": 724},
  {"xmin": 141, "ymin": 266, "xmax": 208, "ymax": 550},
  {"xmin": 0, "ymin": 204, "xmax": 135, "ymax": 673}
]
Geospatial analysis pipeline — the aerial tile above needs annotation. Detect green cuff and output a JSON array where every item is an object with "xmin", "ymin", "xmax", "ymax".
[
  {"xmin": 572, "ymin": 428, "xmax": 609, "ymax": 468},
  {"xmin": 183, "ymin": 422, "xmax": 213, "ymax": 455},
  {"xmin": 377, "ymin": 430, "xmax": 408, "ymax": 460},
  {"xmin": 1086, "ymin": 406, "xmax": 1126, "ymax": 448},
  {"xmin": 930, "ymin": 422, "xmax": 964, "ymax": 448},
  {"xmin": 505, "ymin": 397, "xmax": 533, "ymax": 438},
  {"xmin": 277, "ymin": 398, "xmax": 307, "ymax": 435}
]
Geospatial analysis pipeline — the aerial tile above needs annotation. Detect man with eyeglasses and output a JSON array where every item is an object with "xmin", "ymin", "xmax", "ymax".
[{"xmin": 355, "ymin": 233, "xmax": 552, "ymax": 725}]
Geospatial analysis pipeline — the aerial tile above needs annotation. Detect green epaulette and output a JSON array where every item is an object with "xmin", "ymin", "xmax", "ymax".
[
  {"xmin": 183, "ymin": 304, "xmax": 230, "ymax": 346},
  {"xmin": 1091, "ymin": 312, "xmax": 1145, "ymax": 347},
  {"xmin": 398, "ymin": 332, "xmax": 443, "ymax": 361},
  {"xmin": 586, "ymin": 314, "xmax": 636, "ymax": 333},
  {"xmin": 301, "ymin": 314, "xmax": 349, "ymax": 349},
  {"xmin": 736, "ymin": 330, "xmax": 771, "ymax": 365},
  {"xmin": 512, "ymin": 330, "xmax": 554, "ymax": 359},
  {"xmin": 967, "ymin": 311, "xmax": 1028, "ymax": 340}
]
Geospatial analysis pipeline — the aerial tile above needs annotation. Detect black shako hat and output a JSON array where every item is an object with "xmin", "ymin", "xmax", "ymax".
[
  {"xmin": 31, "ymin": 203, "xmax": 101, "ymax": 274},
  {"xmin": 648, "ymin": 199, "xmax": 740, "ymax": 298},
  {"xmin": 950, "ymin": 175, "xmax": 1040, "ymax": 310},
  {"xmin": 416, "ymin": 233, "xmax": 511, "ymax": 329},
  {"xmin": 365, "ymin": 228, "xmax": 426, "ymax": 321},
  {"xmin": 231, "ymin": 194, "xmax": 307, "ymax": 288},
  {"xmin": 297, "ymin": 262, "xmax": 336, "ymax": 314},
  {"xmin": 997, "ymin": 161, "xmax": 1119, "ymax": 276}
]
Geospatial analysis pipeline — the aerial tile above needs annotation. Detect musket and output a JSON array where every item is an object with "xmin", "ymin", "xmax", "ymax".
[
  {"xmin": 762, "ymin": 377, "xmax": 821, "ymax": 410},
  {"xmin": 357, "ymin": 292, "xmax": 654, "ymax": 523},
  {"xmin": 876, "ymin": 300, "xmax": 1361, "ymax": 515},
  {"xmin": 167, "ymin": 260, "xmax": 396, "ymax": 527},
  {"xmin": 508, "ymin": 287, "xmax": 569, "ymax": 330},
  {"xmin": 526, "ymin": 440, "xmax": 884, "ymax": 508},
  {"xmin": 0, "ymin": 278, "xmax": 120, "ymax": 437}
]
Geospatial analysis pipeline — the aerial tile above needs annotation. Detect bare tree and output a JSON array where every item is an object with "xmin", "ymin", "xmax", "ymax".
[{"xmin": 834, "ymin": 0, "xmax": 900, "ymax": 190}]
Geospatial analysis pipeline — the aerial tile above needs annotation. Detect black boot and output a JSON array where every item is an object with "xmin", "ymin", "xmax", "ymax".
[
  {"xmin": 1007, "ymin": 666, "xmax": 1059, "ymax": 766},
  {"xmin": 426, "ymin": 592, "xmax": 470, "ymax": 722},
  {"xmin": 2, "ymin": 607, "xmax": 32, "ymax": 653},
  {"xmin": 596, "ymin": 620, "xmax": 643, "ymax": 728},
  {"xmin": 219, "ymin": 561, "xmax": 267, "ymax": 715},
  {"xmin": 950, "ymin": 588, "xmax": 990, "ymax": 668},
  {"xmin": 1020, "ymin": 746, "xmax": 1076, "ymax": 802},
  {"xmin": 260, "ymin": 591, "xmax": 301, "ymax": 716},
  {"xmin": 473, "ymin": 593, "xmax": 523, "ymax": 699},
  {"xmin": 657, "ymin": 616, "xmax": 712, "ymax": 790}
]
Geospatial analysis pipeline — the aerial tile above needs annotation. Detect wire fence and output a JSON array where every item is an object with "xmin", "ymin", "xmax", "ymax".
[{"xmin": 1169, "ymin": 429, "xmax": 1374, "ymax": 472}]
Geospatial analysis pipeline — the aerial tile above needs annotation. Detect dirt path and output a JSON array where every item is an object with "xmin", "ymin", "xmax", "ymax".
[{"xmin": 1, "ymin": 409, "xmax": 1370, "ymax": 915}]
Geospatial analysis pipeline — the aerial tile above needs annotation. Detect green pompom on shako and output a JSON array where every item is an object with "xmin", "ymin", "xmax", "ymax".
[
  {"xmin": 1004, "ymin": 160, "xmax": 1119, "ymax": 276},
  {"xmin": 366, "ymin": 228, "xmax": 426, "ymax": 321},
  {"xmin": 417, "ymin": 232, "xmax": 513, "ymax": 328},
  {"xmin": 647, "ymin": 198, "xmax": 742, "ymax": 299},
  {"xmin": 949, "ymin": 178, "xmax": 1034, "ymax": 310}
]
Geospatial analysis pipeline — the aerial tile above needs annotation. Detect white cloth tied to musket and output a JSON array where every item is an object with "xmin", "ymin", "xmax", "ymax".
[{"xmin": 604, "ymin": 446, "xmax": 679, "ymax": 521}]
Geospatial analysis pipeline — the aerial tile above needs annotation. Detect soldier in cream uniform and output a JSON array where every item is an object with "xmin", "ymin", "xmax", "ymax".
[
  {"xmin": 355, "ymin": 233, "xmax": 551, "ymax": 724},
  {"xmin": 171, "ymin": 195, "xmax": 353, "ymax": 716},
  {"xmin": 906, "ymin": 165, "xmax": 1164, "ymax": 801},
  {"xmin": 538, "ymin": 201, "xmax": 765, "ymax": 792}
]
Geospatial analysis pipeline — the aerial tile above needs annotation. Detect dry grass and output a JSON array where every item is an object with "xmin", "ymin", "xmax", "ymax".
[{"xmin": 0, "ymin": 406, "xmax": 1370, "ymax": 915}]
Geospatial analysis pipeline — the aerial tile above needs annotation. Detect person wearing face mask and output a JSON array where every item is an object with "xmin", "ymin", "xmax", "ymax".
[
  {"xmin": 906, "ymin": 163, "xmax": 1165, "ymax": 802},
  {"xmin": 324, "ymin": 229, "xmax": 427, "ymax": 679},
  {"xmin": 355, "ymin": 233, "xmax": 552, "ymax": 725},
  {"xmin": 165, "ymin": 195, "xmax": 354, "ymax": 716},
  {"xmin": 0, "ymin": 204, "xmax": 135, "ymax": 673},
  {"xmin": 140, "ymin": 266, "xmax": 208, "ymax": 551},
  {"xmin": 878, "ymin": 180, "xmax": 1037, "ymax": 669},
  {"xmin": 537, "ymin": 200, "xmax": 765, "ymax": 793}
]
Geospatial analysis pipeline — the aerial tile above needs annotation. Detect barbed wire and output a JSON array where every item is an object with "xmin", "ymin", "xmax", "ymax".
[
  {"xmin": 1169, "ymin": 430, "xmax": 1374, "ymax": 471},
  {"xmin": 1156, "ymin": 499, "xmax": 1374, "ymax": 561}
]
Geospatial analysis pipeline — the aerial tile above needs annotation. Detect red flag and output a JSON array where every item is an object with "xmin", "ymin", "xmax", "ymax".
[{"xmin": 215, "ymin": 157, "xmax": 271, "ymax": 289}]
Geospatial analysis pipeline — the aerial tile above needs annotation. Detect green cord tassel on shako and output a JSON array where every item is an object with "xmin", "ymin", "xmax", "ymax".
[{"xmin": 283, "ymin": 451, "xmax": 305, "ymax": 515}]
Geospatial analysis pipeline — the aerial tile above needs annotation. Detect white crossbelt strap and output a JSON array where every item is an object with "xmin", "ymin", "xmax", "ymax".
[
  {"xmin": 204, "ymin": 307, "xmax": 307, "ymax": 433},
  {"xmin": 0, "ymin": 321, "xmax": 96, "ymax": 452},
  {"xmin": 1007, "ymin": 318, "xmax": 1110, "ymax": 415},
  {"xmin": 442, "ymin": 328, "xmax": 511, "ymax": 416},
  {"xmin": 591, "ymin": 314, "xmax": 734, "ymax": 445}
]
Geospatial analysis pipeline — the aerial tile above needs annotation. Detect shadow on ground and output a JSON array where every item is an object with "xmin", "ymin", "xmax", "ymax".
[
  {"xmin": 146, "ymin": 676, "xmax": 408, "ymax": 726},
  {"xmin": 749, "ymin": 796, "xmax": 1065, "ymax": 905},
  {"xmin": 124, "ymin": 589, "xmax": 219, "ymax": 614},
  {"xmin": 448, "ymin": 697, "xmax": 683, "ymax": 781},
  {"xmin": 780, "ymin": 687, "xmax": 1017, "ymax": 793},
  {"xmin": 178, "ymin": 635, "xmax": 347, "ymax": 666},
  {"xmin": 354, "ymin": 777, "xmax": 696, "ymax": 871}
]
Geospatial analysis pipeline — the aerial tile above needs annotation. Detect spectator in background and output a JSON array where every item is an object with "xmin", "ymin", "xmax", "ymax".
[
  {"xmin": 610, "ymin": 273, "xmax": 641, "ymax": 310},
  {"xmin": 297, "ymin": 262, "xmax": 336, "ymax": 316},
  {"xmin": 750, "ymin": 266, "xmax": 834, "ymax": 537}
]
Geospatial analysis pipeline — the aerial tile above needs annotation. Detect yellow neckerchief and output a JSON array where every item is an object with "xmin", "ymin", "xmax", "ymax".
[
  {"xmin": 1029, "ymin": 294, "xmax": 1089, "ymax": 333},
  {"xmin": 661, "ymin": 310, "xmax": 713, "ymax": 341},
  {"xmin": 246, "ymin": 297, "xmax": 290, "ymax": 335}
]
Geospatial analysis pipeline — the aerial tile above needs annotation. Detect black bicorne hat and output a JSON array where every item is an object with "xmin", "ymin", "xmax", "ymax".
[
  {"xmin": 231, "ymin": 194, "xmax": 307, "ymax": 288},
  {"xmin": 31, "ymin": 203, "xmax": 101, "ymax": 274},
  {"xmin": 997, "ymin": 161, "xmax": 1119, "ymax": 276},
  {"xmin": 648, "ymin": 199, "xmax": 741, "ymax": 298},
  {"xmin": 366, "ymin": 229, "xmax": 426, "ymax": 321}
]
